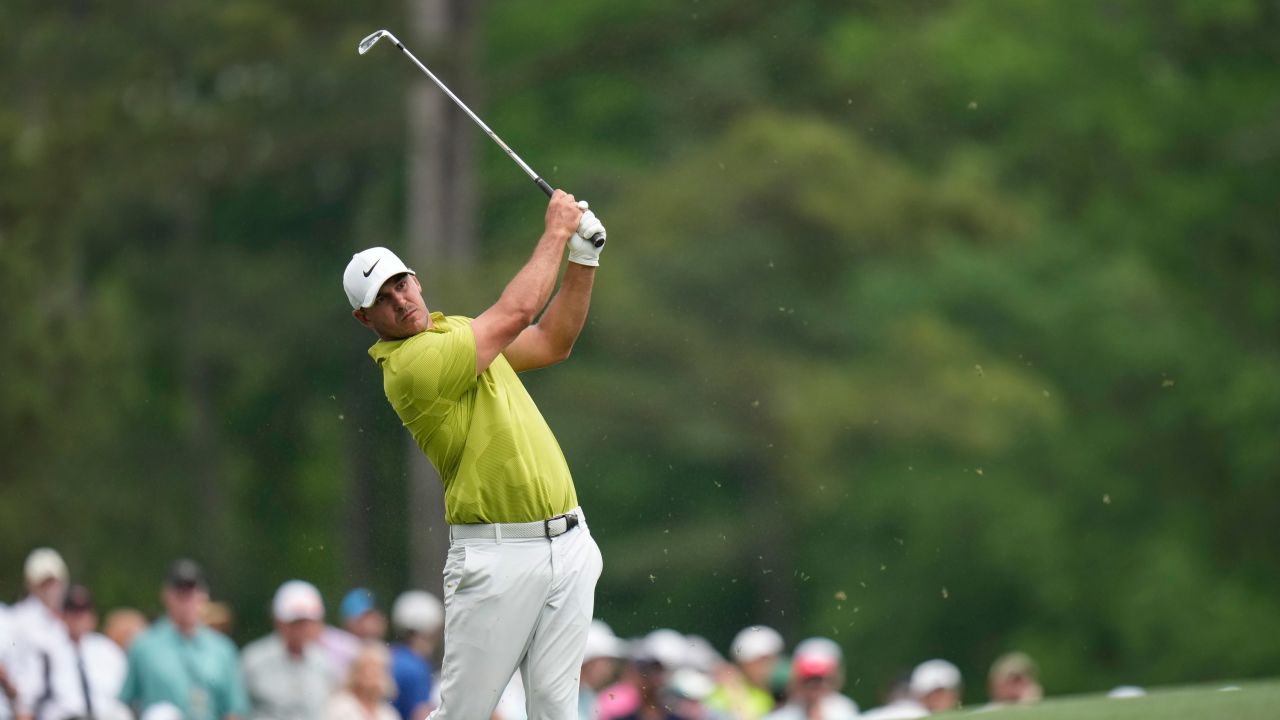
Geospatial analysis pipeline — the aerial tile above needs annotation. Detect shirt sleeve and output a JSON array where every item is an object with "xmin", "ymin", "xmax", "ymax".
[{"xmin": 390, "ymin": 320, "xmax": 478, "ymax": 406}]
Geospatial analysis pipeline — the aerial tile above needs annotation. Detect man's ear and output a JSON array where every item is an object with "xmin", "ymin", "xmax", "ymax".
[{"xmin": 352, "ymin": 308, "xmax": 374, "ymax": 329}]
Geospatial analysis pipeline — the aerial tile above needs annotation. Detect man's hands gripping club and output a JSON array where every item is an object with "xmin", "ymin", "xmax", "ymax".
[
  {"xmin": 472, "ymin": 190, "xmax": 606, "ymax": 375},
  {"xmin": 544, "ymin": 192, "xmax": 608, "ymax": 267}
]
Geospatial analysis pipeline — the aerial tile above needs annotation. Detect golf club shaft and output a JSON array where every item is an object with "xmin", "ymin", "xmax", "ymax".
[{"xmin": 384, "ymin": 35, "xmax": 603, "ymax": 246}]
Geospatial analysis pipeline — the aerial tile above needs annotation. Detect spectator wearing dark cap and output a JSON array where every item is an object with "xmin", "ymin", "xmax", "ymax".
[
  {"xmin": 762, "ymin": 639, "xmax": 858, "ymax": 720},
  {"xmin": 987, "ymin": 652, "xmax": 1041, "ymax": 706},
  {"xmin": 118, "ymin": 560, "xmax": 249, "ymax": 720},
  {"xmin": 31, "ymin": 585, "xmax": 129, "ymax": 720},
  {"xmin": 241, "ymin": 581, "xmax": 333, "ymax": 720}
]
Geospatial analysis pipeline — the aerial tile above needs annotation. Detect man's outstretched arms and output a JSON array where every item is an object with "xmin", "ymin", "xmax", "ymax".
[{"xmin": 470, "ymin": 190, "xmax": 584, "ymax": 375}]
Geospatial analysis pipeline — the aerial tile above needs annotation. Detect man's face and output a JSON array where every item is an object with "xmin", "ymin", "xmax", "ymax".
[
  {"xmin": 346, "ymin": 610, "xmax": 387, "ymax": 642},
  {"xmin": 31, "ymin": 578, "xmax": 66, "ymax": 610},
  {"xmin": 796, "ymin": 673, "xmax": 833, "ymax": 704},
  {"xmin": 923, "ymin": 687, "xmax": 961, "ymax": 712},
  {"xmin": 353, "ymin": 273, "xmax": 430, "ymax": 340},
  {"xmin": 163, "ymin": 585, "xmax": 208, "ymax": 628},
  {"xmin": 63, "ymin": 608, "xmax": 97, "ymax": 641},
  {"xmin": 277, "ymin": 618, "xmax": 321, "ymax": 653},
  {"xmin": 581, "ymin": 657, "xmax": 619, "ymax": 691},
  {"xmin": 741, "ymin": 655, "xmax": 777, "ymax": 688}
]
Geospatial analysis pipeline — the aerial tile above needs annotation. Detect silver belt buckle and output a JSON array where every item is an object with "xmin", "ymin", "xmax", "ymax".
[{"xmin": 544, "ymin": 512, "xmax": 579, "ymax": 539}]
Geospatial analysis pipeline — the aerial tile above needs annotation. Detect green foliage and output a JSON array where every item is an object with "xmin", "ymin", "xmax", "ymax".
[{"xmin": 2, "ymin": 0, "xmax": 1278, "ymax": 705}]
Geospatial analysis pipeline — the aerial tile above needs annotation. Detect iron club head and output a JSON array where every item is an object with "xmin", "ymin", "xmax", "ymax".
[{"xmin": 358, "ymin": 30, "xmax": 399, "ymax": 55}]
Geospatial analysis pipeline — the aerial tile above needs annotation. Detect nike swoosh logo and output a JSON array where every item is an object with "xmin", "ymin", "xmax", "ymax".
[{"xmin": 362, "ymin": 259, "xmax": 381, "ymax": 278}]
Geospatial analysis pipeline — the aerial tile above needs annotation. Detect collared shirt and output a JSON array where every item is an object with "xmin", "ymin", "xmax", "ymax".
[
  {"xmin": 36, "ymin": 631, "xmax": 128, "ymax": 720},
  {"xmin": 240, "ymin": 634, "xmax": 332, "ymax": 720},
  {"xmin": 8, "ymin": 597, "xmax": 66, "ymax": 716},
  {"xmin": 369, "ymin": 313, "xmax": 578, "ymax": 524},
  {"xmin": 119, "ymin": 618, "xmax": 249, "ymax": 720}
]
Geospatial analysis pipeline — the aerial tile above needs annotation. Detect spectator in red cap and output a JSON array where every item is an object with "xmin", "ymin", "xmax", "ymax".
[{"xmin": 763, "ymin": 639, "xmax": 858, "ymax": 720}]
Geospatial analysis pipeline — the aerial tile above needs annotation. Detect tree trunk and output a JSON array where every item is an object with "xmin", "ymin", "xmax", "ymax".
[{"xmin": 405, "ymin": 0, "xmax": 478, "ymax": 593}]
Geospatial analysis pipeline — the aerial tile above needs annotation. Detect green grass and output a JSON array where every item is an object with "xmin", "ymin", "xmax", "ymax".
[{"xmin": 954, "ymin": 680, "xmax": 1280, "ymax": 720}]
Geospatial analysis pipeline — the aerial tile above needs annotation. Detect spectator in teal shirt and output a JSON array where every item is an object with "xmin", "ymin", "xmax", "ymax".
[{"xmin": 120, "ymin": 560, "xmax": 250, "ymax": 720}]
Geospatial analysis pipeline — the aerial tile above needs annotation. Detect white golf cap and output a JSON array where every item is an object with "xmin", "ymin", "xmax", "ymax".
[
  {"xmin": 584, "ymin": 620, "xmax": 626, "ymax": 662},
  {"xmin": 634, "ymin": 628, "xmax": 688, "ymax": 668},
  {"xmin": 910, "ymin": 659, "xmax": 962, "ymax": 696},
  {"xmin": 24, "ymin": 547, "xmax": 68, "ymax": 585},
  {"xmin": 343, "ymin": 247, "xmax": 415, "ymax": 309},
  {"xmin": 794, "ymin": 636, "xmax": 843, "ymax": 663},
  {"xmin": 272, "ymin": 580, "xmax": 324, "ymax": 623},
  {"xmin": 731, "ymin": 625, "xmax": 784, "ymax": 663},
  {"xmin": 392, "ymin": 590, "xmax": 444, "ymax": 634}
]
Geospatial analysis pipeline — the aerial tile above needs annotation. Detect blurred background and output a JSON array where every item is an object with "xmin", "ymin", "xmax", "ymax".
[{"xmin": 2, "ymin": 0, "xmax": 1278, "ymax": 706}]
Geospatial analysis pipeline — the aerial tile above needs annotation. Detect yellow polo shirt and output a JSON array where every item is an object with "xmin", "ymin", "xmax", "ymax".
[{"xmin": 369, "ymin": 313, "xmax": 578, "ymax": 524}]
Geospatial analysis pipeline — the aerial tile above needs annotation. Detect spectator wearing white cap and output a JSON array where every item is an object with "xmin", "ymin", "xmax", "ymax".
[
  {"xmin": 240, "ymin": 581, "xmax": 333, "ymax": 720},
  {"xmin": 762, "ymin": 638, "xmax": 858, "ymax": 720},
  {"xmin": 708, "ymin": 625, "xmax": 783, "ymax": 720},
  {"xmin": 388, "ymin": 591, "xmax": 443, "ymax": 720},
  {"xmin": 579, "ymin": 620, "xmax": 625, "ymax": 720},
  {"xmin": 909, "ymin": 659, "xmax": 961, "ymax": 713},
  {"xmin": 9, "ymin": 548, "xmax": 71, "ymax": 719}
]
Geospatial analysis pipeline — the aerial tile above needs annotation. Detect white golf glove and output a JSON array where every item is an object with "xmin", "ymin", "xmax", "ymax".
[{"xmin": 567, "ymin": 200, "xmax": 607, "ymax": 267}]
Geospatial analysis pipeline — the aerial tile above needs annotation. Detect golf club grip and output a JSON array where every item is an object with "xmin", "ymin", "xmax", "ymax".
[{"xmin": 535, "ymin": 177, "xmax": 606, "ymax": 248}]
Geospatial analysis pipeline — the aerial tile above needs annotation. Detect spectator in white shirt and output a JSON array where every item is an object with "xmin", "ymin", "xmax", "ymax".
[
  {"xmin": 35, "ymin": 585, "xmax": 129, "ymax": 720},
  {"xmin": 240, "ymin": 581, "xmax": 333, "ymax": 720},
  {"xmin": 11, "ymin": 548, "xmax": 71, "ymax": 720}
]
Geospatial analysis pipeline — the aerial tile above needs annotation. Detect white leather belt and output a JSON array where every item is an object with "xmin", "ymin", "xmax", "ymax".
[{"xmin": 449, "ymin": 510, "xmax": 582, "ymax": 541}]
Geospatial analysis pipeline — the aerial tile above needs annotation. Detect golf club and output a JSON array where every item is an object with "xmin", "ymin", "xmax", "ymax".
[{"xmin": 359, "ymin": 29, "xmax": 605, "ymax": 248}]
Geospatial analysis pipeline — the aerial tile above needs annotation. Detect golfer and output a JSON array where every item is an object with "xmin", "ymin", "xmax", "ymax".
[{"xmin": 343, "ymin": 190, "xmax": 606, "ymax": 720}]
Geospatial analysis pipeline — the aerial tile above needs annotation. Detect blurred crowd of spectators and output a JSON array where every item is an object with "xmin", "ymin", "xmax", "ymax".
[{"xmin": 0, "ymin": 548, "xmax": 1046, "ymax": 720}]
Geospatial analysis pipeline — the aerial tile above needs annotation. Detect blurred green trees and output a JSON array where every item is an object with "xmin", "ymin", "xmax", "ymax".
[{"xmin": 2, "ymin": 0, "xmax": 1277, "ymax": 704}]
